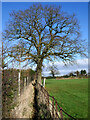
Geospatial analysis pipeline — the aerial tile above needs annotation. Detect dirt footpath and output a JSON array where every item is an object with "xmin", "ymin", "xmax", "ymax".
[{"xmin": 10, "ymin": 83, "xmax": 34, "ymax": 118}]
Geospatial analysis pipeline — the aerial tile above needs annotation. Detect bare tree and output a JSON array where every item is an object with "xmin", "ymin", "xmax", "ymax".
[
  {"xmin": 49, "ymin": 64, "xmax": 60, "ymax": 77},
  {"xmin": 74, "ymin": 70, "xmax": 80, "ymax": 77},
  {"xmin": 3, "ymin": 4, "xmax": 86, "ymax": 83},
  {"xmin": 68, "ymin": 72, "xmax": 74, "ymax": 77}
]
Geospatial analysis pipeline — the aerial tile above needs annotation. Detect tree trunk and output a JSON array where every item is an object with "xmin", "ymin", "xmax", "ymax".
[
  {"xmin": 36, "ymin": 62, "xmax": 42, "ymax": 84},
  {"xmin": 43, "ymin": 78, "xmax": 46, "ymax": 87},
  {"xmin": 37, "ymin": 69, "xmax": 42, "ymax": 84},
  {"xmin": 52, "ymin": 72, "xmax": 55, "ymax": 78}
]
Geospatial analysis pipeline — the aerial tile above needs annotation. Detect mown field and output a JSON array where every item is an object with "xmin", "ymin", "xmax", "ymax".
[{"xmin": 45, "ymin": 78, "xmax": 88, "ymax": 119}]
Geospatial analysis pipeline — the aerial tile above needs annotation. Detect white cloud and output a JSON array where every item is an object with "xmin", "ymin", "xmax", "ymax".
[
  {"xmin": 42, "ymin": 58, "xmax": 88, "ymax": 76},
  {"xmin": 76, "ymin": 58, "xmax": 88, "ymax": 66}
]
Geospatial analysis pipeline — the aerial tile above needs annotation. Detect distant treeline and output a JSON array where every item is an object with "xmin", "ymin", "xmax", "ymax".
[{"xmin": 44, "ymin": 69, "xmax": 88, "ymax": 79}]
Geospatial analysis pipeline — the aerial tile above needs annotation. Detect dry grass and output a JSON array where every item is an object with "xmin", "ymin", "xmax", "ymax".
[{"xmin": 10, "ymin": 83, "xmax": 34, "ymax": 118}]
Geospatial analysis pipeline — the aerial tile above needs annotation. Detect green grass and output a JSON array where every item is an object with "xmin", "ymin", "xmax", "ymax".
[{"xmin": 45, "ymin": 78, "xmax": 88, "ymax": 119}]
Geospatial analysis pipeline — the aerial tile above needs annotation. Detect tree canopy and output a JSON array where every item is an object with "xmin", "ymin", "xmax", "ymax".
[{"xmin": 3, "ymin": 4, "xmax": 86, "ymax": 83}]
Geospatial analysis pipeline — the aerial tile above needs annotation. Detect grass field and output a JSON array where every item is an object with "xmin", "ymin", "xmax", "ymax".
[{"xmin": 45, "ymin": 78, "xmax": 88, "ymax": 119}]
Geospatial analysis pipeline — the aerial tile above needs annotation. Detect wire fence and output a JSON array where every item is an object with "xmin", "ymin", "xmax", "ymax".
[{"xmin": 36, "ymin": 80, "xmax": 77, "ymax": 120}]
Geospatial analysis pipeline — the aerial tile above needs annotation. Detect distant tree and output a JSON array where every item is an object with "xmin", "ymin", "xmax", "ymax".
[
  {"xmin": 3, "ymin": 4, "xmax": 86, "ymax": 83},
  {"xmin": 74, "ymin": 70, "xmax": 80, "ymax": 77},
  {"xmin": 49, "ymin": 64, "xmax": 60, "ymax": 77},
  {"xmin": 80, "ymin": 70, "xmax": 87, "ymax": 76},
  {"xmin": 69, "ymin": 72, "xmax": 74, "ymax": 77},
  {"xmin": 63, "ymin": 74, "xmax": 69, "ymax": 78}
]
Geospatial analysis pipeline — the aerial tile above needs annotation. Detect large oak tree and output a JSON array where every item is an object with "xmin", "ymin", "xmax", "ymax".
[{"xmin": 3, "ymin": 4, "xmax": 86, "ymax": 83}]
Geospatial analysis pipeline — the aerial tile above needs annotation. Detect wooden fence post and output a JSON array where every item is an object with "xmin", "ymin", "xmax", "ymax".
[
  {"xmin": 27, "ymin": 76, "xmax": 28, "ymax": 85},
  {"xmin": 43, "ymin": 77, "xmax": 46, "ymax": 87},
  {"xmin": 55, "ymin": 101, "xmax": 58, "ymax": 118},
  {"xmin": 52, "ymin": 96, "xmax": 54, "ymax": 118},
  {"xmin": 24, "ymin": 77, "xmax": 26, "ymax": 91},
  {"xmin": 47, "ymin": 94, "xmax": 49, "ymax": 107},
  {"xmin": 60, "ymin": 107, "xmax": 63, "ymax": 119},
  {"xmin": 18, "ymin": 72, "xmax": 20, "ymax": 96}
]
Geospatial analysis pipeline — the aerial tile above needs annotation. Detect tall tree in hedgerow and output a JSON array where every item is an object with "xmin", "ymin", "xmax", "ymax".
[{"xmin": 3, "ymin": 4, "xmax": 86, "ymax": 83}]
